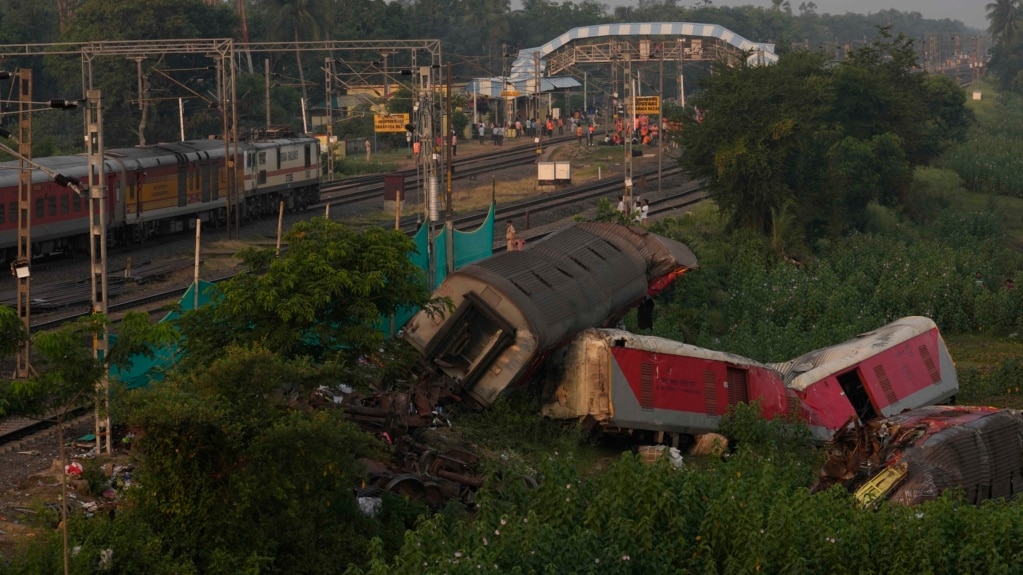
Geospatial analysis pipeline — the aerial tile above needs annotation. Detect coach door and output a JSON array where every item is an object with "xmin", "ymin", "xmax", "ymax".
[
  {"xmin": 176, "ymin": 154, "xmax": 188, "ymax": 207},
  {"xmin": 202, "ymin": 155, "xmax": 214, "ymax": 202},
  {"xmin": 837, "ymin": 369, "xmax": 878, "ymax": 422},
  {"xmin": 726, "ymin": 366, "xmax": 750, "ymax": 407}
]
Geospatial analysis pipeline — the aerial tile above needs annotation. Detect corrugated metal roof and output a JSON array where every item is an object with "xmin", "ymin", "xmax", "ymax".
[{"xmin": 465, "ymin": 76, "xmax": 580, "ymax": 98}]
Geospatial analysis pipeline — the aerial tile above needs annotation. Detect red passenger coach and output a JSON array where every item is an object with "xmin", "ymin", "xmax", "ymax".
[
  {"xmin": 542, "ymin": 329, "xmax": 789, "ymax": 439},
  {"xmin": 542, "ymin": 317, "xmax": 959, "ymax": 445},
  {"xmin": 770, "ymin": 316, "xmax": 958, "ymax": 441}
]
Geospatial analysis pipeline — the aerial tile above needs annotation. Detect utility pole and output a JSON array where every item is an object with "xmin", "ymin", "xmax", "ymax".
[
  {"xmin": 623, "ymin": 52, "xmax": 633, "ymax": 219},
  {"xmin": 325, "ymin": 56, "xmax": 334, "ymax": 179},
  {"xmin": 85, "ymin": 88, "xmax": 111, "ymax": 455},
  {"xmin": 216, "ymin": 55, "xmax": 232, "ymax": 238},
  {"xmin": 534, "ymin": 51, "xmax": 542, "ymax": 162},
  {"xmin": 445, "ymin": 63, "xmax": 454, "ymax": 277},
  {"xmin": 14, "ymin": 69, "xmax": 32, "ymax": 379},
  {"xmin": 658, "ymin": 48, "xmax": 663, "ymax": 194},
  {"xmin": 264, "ymin": 58, "xmax": 271, "ymax": 130}
]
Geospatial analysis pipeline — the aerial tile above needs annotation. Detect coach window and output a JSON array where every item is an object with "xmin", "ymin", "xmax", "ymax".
[
  {"xmin": 258, "ymin": 151, "xmax": 266, "ymax": 166},
  {"xmin": 305, "ymin": 144, "xmax": 311, "ymax": 167},
  {"xmin": 8, "ymin": 202, "xmax": 15, "ymax": 223},
  {"xmin": 48, "ymin": 195, "xmax": 57, "ymax": 216},
  {"xmin": 0, "ymin": 202, "xmax": 4, "ymax": 224},
  {"xmin": 35, "ymin": 198, "xmax": 44, "ymax": 219},
  {"xmin": 61, "ymin": 194, "xmax": 69, "ymax": 214},
  {"xmin": 73, "ymin": 193, "xmax": 82, "ymax": 212}
]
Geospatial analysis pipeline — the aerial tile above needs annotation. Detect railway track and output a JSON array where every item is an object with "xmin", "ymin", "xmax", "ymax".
[{"xmin": 316, "ymin": 135, "xmax": 577, "ymax": 211}]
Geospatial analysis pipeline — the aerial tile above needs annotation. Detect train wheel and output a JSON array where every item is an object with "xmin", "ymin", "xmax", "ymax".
[{"xmin": 384, "ymin": 474, "xmax": 426, "ymax": 501}]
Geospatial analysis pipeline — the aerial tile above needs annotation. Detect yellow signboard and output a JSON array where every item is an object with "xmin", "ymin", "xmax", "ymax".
[
  {"xmin": 500, "ymin": 90, "xmax": 521, "ymax": 97},
  {"xmin": 374, "ymin": 113, "xmax": 410, "ymax": 133},
  {"xmin": 634, "ymin": 96, "xmax": 661, "ymax": 115}
]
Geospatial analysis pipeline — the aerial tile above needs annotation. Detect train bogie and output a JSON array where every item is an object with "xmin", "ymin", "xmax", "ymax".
[{"xmin": 403, "ymin": 222, "xmax": 698, "ymax": 408}]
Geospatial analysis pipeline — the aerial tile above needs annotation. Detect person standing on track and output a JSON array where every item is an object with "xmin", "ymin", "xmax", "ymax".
[
  {"xmin": 505, "ymin": 220, "xmax": 517, "ymax": 251},
  {"xmin": 364, "ymin": 138, "xmax": 372, "ymax": 161}
]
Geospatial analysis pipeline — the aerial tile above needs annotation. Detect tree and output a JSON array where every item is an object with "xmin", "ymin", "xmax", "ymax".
[
  {"xmin": 679, "ymin": 29, "xmax": 968, "ymax": 245},
  {"xmin": 53, "ymin": 0, "xmax": 238, "ymax": 147},
  {"xmin": 114, "ymin": 346, "xmax": 389, "ymax": 573},
  {"xmin": 678, "ymin": 50, "xmax": 833, "ymax": 238},
  {"xmin": 0, "ymin": 311, "xmax": 173, "ymax": 575},
  {"xmin": 260, "ymin": 0, "xmax": 330, "ymax": 125},
  {"xmin": 988, "ymin": 0, "xmax": 1022, "ymax": 46},
  {"xmin": 177, "ymin": 217, "xmax": 444, "ymax": 367}
]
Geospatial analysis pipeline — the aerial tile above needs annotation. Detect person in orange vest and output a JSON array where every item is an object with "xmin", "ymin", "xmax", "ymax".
[
  {"xmin": 576, "ymin": 124, "xmax": 583, "ymax": 144},
  {"xmin": 587, "ymin": 124, "xmax": 594, "ymax": 146},
  {"xmin": 546, "ymin": 118, "xmax": 554, "ymax": 137}
]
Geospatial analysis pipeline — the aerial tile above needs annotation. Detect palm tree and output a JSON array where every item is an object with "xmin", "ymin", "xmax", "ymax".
[
  {"xmin": 988, "ymin": 0, "xmax": 1022, "ymax": 47},
  {"xmin": 265, "ymin": 0, "xmax": 329, "ymax": 127}
]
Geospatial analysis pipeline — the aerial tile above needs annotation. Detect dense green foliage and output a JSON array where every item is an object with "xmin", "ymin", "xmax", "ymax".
[
  {"xmin": 677, "ymin": 30, "xmax": 971, "ymax": 246},
  {"xmin": 350, "ymin": 405, "xmax": 1023, "ymax": 575}
]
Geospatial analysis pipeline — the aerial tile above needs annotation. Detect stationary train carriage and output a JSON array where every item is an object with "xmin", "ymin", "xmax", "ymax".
[
  {"xmin": 402, "ymin": 222, "xmax": 698, "ymax": 408},
  {"xmin": 0, "ymin": 135, "xmax": 320, "ymax": 262},
  {"xmin": 541, "ymin": 316, "xmax": 959, "ymax": 445},
  {"xmin": 770, "ymin": 316, "xmax": 959, "ymax": 441}
]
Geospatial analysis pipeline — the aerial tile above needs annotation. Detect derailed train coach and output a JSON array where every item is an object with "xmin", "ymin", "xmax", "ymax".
[
  {"xmin": 814, "ymin": 405, "xmax": 1023, "ymax": 506},
  {"xmin": 402, "ymin": 222, "xmax": 698, "ymax": 408},
  {"xmin": 772, "ymin": 316, "xmax": 959, "ymax": 440},
  {"xmin": 541, "ymin": 316, "xmax": 959, "ymax": 444}
]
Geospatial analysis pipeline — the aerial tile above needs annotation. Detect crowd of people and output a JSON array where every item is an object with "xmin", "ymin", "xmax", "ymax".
[{"xmin": 616, "ymin": 195, "xmax": 649, "ymax": 226}]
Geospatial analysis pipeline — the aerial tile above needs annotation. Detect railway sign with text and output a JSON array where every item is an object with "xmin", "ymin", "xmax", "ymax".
[
  {"xmin": 634, "ymin": 96, "xmax": 661, "ymax": 115},
  {"xmin": 374, "ymin": 113, "xmax": 411, "ymax": 133}
]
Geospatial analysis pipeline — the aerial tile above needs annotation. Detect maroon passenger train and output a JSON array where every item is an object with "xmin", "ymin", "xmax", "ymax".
[{"xmin": 0, "ymin": 135, "xmax": 320, "ymax": 263}]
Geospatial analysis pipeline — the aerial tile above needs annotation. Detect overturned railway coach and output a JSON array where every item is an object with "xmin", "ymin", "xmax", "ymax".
[
  {"xmin": 402, "ymin": 222, "xmax": 698, "ymax": 408},
  {"xmin": 0, "ymin": 136, "xmax": 320, "ymax": 262},
  {"xmin": 542, "ymin": 316, "xmax": 959, "ymax": 444}
]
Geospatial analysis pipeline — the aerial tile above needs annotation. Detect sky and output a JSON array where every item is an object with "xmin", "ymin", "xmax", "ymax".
[
  {"xmin": 709, "ymin": 0, "xmax": 988, "ymax": 30},
  {"xmin": 571, "ymin": 0, "xmax": 989, "ymax": 31}
]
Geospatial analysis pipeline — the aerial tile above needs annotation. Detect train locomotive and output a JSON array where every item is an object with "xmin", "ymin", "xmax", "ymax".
[
  {"xmin": 402, "ymin": 222, "xmax": 698, "ymax": 409},
  {"xmin": 542, "ymin": 316, "xmax": 959, "ymax": 444},
  {"xmin": 0, "ymin": 135, "xmax": 320, "ymax": 263}
]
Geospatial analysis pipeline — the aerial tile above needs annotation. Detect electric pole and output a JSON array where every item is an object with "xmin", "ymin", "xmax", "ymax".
[
  {"xmin": 14, "ymin": 69, "xmax": 32, "ymax": 379},
  {"xmin": 85, "ymin": 88, "xmax": 111, "ymax": 454}
]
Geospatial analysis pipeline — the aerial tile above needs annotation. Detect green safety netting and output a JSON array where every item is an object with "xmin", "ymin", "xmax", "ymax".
[
  {"xmin": 113, "ymin": 204, "xmax": 495, "ymax": 385},
  {"xmin": 109, "ymin": 279, "xmax": 218, "ymax": 389},
  {"xmin": 378, "ymin": 201, "xmax": 495, "ymax": 336}
]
